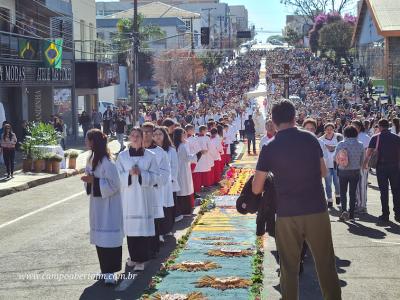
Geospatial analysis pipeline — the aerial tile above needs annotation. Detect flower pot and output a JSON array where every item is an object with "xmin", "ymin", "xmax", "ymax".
[
  {"xmin": 22, "ymin": 159, "xmax": 32, "ymax": 172},
  {"xmin": 45, "ymin": 160, "xmax": 52, "ymax": 173},
  {"xmin": 33, "ymin": 160, "xmax": 45, "ymax": 173},
  {"xmin": 51, "ymin": 161, "xmax": 61, "ymax": 174},
  {"xmin": 68, "ymin": 158, "xmax": 77, "ymax": 169}
]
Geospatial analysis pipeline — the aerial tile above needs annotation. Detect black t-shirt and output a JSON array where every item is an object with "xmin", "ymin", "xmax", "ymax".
[
  {"xmin": 368, "ymin": 129, "xmax": 400, "ymax": 167},
  {"xmin": 256, "ymin": 127, "xmax": 326, "ymax": 217},
  {"xmin": 244, "ymin": 119, "xmax": 255, "ymax": 134},
  {"xmin": 115, "ymin": 119, "xmax": 126, "ymax": 134}
]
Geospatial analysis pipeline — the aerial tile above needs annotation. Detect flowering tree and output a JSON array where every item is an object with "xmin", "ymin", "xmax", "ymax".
[{"xmin": 280, "ymin": 0, "xmax": 352, "ymax": 20}]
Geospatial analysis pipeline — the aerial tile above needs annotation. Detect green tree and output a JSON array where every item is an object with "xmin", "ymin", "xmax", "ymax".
[
  {"xmin": 318, "ymin": 20, "xmax": 354, "ymax": 65},
  {"xmin": 267, "ymin": 35, "xmax": 285, "ymax": 42},
  {"xmin": 199, "ymin": 51, "xmax": 223, "ymax": 84},
  {"xmin": 113, "ymin": 15, "xmax": 165, "ymax": 82},
  {"xmin": 280, "ymin": 0, "xmax": 351, "ymax": 20},
  {"xmin": 284, "ymin": 27, "xmax": 302, "ymax": 46}
]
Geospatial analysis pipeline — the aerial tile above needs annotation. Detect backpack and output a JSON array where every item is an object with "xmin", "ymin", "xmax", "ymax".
[{"xmin": 336, "ymin": 149, "xmax": 349, "ymax": 168}]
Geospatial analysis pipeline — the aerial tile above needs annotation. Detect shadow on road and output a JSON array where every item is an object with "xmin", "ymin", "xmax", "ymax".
[{"xmin": 79, "ymin": 216, "xmax": 194, "ymax": 300}]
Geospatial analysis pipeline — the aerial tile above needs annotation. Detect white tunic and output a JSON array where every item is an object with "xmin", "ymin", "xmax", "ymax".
[
  {"xmin": 116, "ymin": 149, "xmax": 158, "ymax": 237},
  {"xmin": 194, "ymin": 135, "xmax": 213, "ymax": 172},
  {"xmin": 209, "ymin": 136, "xmax": 223, "ymax": 161},
  {"xmin": 147, "ymin": 146, "xmax": 170, "ymax": 218},
  {"xmin": 160, "ymin": 147, "xmax": 176, "ymax": 208},
  {"xmin": 177, "ymin": 143, "xmax": 196, "ymax": 196},
  {"xmin": 86, "ymin": 157, "xmax": 124, "ymax": 248},
  {"xmin": 168, "ymin": 147, "xmax": 180, "ymax": 192}
]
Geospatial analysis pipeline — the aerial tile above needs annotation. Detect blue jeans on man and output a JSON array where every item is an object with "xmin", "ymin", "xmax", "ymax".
[
  {"xmin": 324, "ymin": 168, "xmax": 340, "ymax": 206},
  {"xmin": 246, "ymin": 132, "xmax": 256, "ymax": 154},
  {"xmin": 376, "ymin": 165, "xmax": 400, "ymax": 219}
]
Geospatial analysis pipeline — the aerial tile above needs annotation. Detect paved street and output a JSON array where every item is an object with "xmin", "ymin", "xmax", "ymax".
[{"xmin": 0, "ymin": 176, "xmax": 197, "ymax": 300}]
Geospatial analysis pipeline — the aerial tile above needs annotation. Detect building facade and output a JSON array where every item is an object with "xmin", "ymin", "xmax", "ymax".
[
  {"xmin": 352, "ymin": 0, "xmax": 400, "ymax": 97},
  {"xmin": 0, "ymin": 0, "xmax": 74, "ymax": 138}
]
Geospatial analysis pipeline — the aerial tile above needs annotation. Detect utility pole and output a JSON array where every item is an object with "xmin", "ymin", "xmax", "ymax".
[
  {"xmin": 131, "ymin": 0, "xmax": 139, "ymax": 125},
  {"xmin": 202, "ymin": 8, "xmax": 216, "ymax": 49},
  {"xmin": 190, "ymin": 17, "xmax": 195, "ymax": 105},
  {"xmin": 218, "ymin": 16, "xmax": 223, "ymax": 51}
]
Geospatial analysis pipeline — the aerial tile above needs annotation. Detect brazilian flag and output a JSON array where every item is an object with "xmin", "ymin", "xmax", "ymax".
[
  {"xmin": 43, "ymin": 39, "xmax": 63, "ymax": 69},
  {"xmin": 18, "ymin": 38, "xmax": 37, "ymax": 59}
]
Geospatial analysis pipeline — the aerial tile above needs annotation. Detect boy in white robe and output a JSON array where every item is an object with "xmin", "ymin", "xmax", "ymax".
[
  {"xmin": 116, "ymin": 128, "xmax": 159, "ymax": 272},
  {"xmin": 186, "ymin": 124, "xmax": 202, "ymax": 195},
  {"xmin": 194, "ymin": 125, "xmax": 214, "ymax": 188}
]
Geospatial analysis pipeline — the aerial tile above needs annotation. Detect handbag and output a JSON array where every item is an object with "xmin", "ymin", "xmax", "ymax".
[{"xmin": 368, "ymin": 134, "xmax": 380, "ymax": 168}]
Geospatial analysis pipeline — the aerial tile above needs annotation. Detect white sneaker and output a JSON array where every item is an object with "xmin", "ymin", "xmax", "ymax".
[
  {"xmin": 126, "ymin": 257, "xmax": 136, "ymax": 267},
  {"xmin": 175, "ymin": 215, "xmax": 183, "ymax": 222},
  {"xmin": 134, "ymin": 263, "xmax": 145, "ymax": 271},
  {"xmin": 166, "ymin": 232, "xmax": 174, "ymax": 236},
  {"xmin": 159, "ymin": 235, "xmax": 165, "ymax": 243},
  {"xmin": 104, "ymin": 273, "xmax": 117, "ymax": 285}
]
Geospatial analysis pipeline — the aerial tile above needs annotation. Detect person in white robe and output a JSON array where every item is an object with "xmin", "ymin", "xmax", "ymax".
[
  {"xmin": 195, "ymin": 125, "xmax": 214, "ymax": 188},
  {"xmin": 222, "ymin": 124, "xmax": 232, "ymax": 165},
  {"xmin": 82, "ymin": 129, "xmax": 124, "ymax": 284},
  {"xmin": 253, "ymin": 109, "xmax": 265, "ymax": 136},
  {"xmin": 142, "ymin": 123, "xmax": 170, "ymax": 255},
  {"xmin": 153, "ymin": 127, "xmax": 178, "ymax": 238},
  {"xmin": 209, "ymin": 128, "xmax": 224, "ymax": 184},
  {"xmin": 185, "ymin": 124, "xmax": 202, "ymax": 199},
  {"xmin": 116, "ymin": 127, "xmax": 159, "ymax": 272},
  {"xmin": 173, "ymin": 127, "xmax": 197, "ymax": 215}
]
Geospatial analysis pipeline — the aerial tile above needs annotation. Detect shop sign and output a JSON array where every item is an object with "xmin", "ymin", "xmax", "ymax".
[
  {"xmin": 0, "ymin": 64, "xmax": 72, "ymax": 83},
  {"xmin": 0, "ymin": 65, "xmax": 25, "ymax": 82}
]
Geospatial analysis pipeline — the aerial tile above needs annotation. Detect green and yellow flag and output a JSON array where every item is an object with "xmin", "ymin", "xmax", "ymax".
[
  {"xmin": 18, "ymin": 38, "xmax": 37, "ymax": 59},
  {"xmin": 43, "ymin": 39, "xmax": 63, "ymax": 69}
]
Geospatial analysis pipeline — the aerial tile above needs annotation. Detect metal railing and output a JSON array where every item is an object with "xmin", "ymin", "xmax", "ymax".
[{"xmin": 0, "ymin": 30, "xmax": 43, "ymax": 60}]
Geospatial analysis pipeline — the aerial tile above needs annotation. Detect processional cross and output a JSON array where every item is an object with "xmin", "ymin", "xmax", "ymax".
[{"xmin": 271, "ymin": 64, "xmax": 301, "ymax": 99}]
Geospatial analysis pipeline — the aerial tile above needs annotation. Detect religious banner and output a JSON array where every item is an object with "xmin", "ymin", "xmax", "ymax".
[{"xmin": 43, "ymin": 39, "xmax": 63, "ymax": 69}]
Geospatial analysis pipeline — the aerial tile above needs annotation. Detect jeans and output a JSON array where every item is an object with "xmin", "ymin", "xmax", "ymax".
[
  {"xmin": 246, "ymin": 132, "xmax": 256, "ymax": 153},
  {"xmin": 339, "ymin": 170, "xmax": 360, "ymax": 217},
  {"xmin": 3, "ymin": 148, "xmax": 15, "ymax": 176},
  {"xmin": 376, "ymin": 165, "xmax": 400, "ymax": 217},
  {"xmin": 324, "ymin": 168, "xmax": 340, "ymax": 200}
]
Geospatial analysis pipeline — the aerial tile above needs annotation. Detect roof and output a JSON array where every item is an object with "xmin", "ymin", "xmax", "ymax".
[
  {"xmin": 353, "ymin": 0, "xmax": 400, "ymax": 44},
  {"xmin": 105, "ymin": 1, "xmax": 201, "ymax": 20}
]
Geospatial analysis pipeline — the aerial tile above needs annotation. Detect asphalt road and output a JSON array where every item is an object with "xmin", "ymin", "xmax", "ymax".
[
  {"xmin": 262, "ymin": 175, "xmax": 400, "ymax": 300},
  {"xmin": 0, "ymin": 176, "xmax": 196, "ymax": 300}
]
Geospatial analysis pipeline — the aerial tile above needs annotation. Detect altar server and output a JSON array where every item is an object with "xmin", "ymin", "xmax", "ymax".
[
  {"xmin": 142, "ymin": 122, "xmax": 170, "ymax": 254},
  {"xmin": 186, "ymin": 124, "xmax": 201, "ymax": 194},
  {"xmin": 82, "ymin": 129, "xmax": 123, "ymax": 284},
  {"xmin": 209, "ymin": 128, "xmax": 224, "ymax": 183},
  {"xmin": 153, "ymin": 126, "xmax": 178, "ymax": 238},
  {"xmin": 173, "ymin": 127, "xmax": 197, "ymax": 215},
  {"xmin": 116, "ymin": 127, "xmax": 159, "ymax": 272},
  {"xmin": 194, "ymin": 125, "xmax": 214, "ymax": 187}
]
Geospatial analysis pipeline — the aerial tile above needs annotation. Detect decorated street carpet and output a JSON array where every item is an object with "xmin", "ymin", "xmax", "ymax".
[{"xmin": 143, "ymin": 168, "xmax": 263, "ymax": 300}]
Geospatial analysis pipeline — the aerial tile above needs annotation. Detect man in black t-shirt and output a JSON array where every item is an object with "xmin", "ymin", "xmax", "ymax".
[
  {"xmin": 244, "ymin": 115, "xmax": 256, "ymax": 154},
  {"xmin": 364, "ymin": 119, "xmax": 400, "ymax": 222},
  {"xmin": 252, "ymin": 100, "xmax": 341, "ymax": 300}
]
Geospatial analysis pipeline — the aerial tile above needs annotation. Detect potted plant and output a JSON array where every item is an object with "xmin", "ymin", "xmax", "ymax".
[
  {"xmin": 21, "ymin": 140, "xmax": 33, "ymax": 172},
  {"xmin": 33, "ymin": 151, "xmax": 45, "ymax": 173},
  {"xmin": 50, "ymin": 154, "xmax": 63, "ymax": 174},
  {"xmin": 43, "ymin": 153, "xmax": 53, "ymax": 173},
  {"xmin": 67, "ymin": 151, "xmax": 79, "ymax": 169}
]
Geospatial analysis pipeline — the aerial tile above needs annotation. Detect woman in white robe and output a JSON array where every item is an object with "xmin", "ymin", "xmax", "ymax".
[
  {"xmin": 116, "ymin": 128, "xmax": 159, "ymax": 272},
  {"xmin": 81, "ymin": 129, "xmax": 123, "ymax": 284},
  {"xmin": 153, "ymin": 126, "xmax": 178, "ymax": 238},
  {"xmin": 173, "ymin": 127, "xmax": 197, "ymax": 215}
]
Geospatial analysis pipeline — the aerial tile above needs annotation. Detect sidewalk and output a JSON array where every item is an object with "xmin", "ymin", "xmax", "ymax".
[{"xmin": 0, "ymin": 139, "xmax": 123, "ymax": 198}]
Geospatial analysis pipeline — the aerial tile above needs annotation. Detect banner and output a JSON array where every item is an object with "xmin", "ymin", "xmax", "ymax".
[
  {"xmin": 18, "ymin": 39, "xmax": 37, "ymax": 59},
  {"xmin": 43, "ymin": 39, "xmax": 63, "ymax": 69}
]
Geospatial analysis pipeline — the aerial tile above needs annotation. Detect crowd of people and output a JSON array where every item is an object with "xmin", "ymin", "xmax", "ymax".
[{"xmin": 81, "ymin": 51, "xmax": 264, "ymax": 283}]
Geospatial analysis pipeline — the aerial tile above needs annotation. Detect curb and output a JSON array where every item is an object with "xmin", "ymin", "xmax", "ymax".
[{"xmin": 0, "ymin": 168, "xmax": 85, "ymax": 198}]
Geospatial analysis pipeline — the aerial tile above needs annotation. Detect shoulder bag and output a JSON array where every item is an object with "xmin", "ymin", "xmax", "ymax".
[{"xmin": 368, "ymin": 134, "xmax": 380, "ymax": 169}]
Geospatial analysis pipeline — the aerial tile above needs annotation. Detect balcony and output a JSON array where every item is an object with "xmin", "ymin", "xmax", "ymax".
[{"xmin": 0, "ymin": 30, "xmax": 43, "ymax": 60}]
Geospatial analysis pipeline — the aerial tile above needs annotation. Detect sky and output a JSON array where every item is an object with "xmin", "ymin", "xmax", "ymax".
[{"xmin": 96, "ymin": 0, "xmax": 293, "ymax": 41}]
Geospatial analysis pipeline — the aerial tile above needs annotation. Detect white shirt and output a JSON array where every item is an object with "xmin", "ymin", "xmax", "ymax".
[{"xmin": 259, "ymin": 135, "xmax": 274, "ymax": 150}]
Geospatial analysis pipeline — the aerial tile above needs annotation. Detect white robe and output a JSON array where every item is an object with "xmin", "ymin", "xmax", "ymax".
[
  {"xmin": 254, "ymin": 112, "xmax": 265, "ymax": 135},
  {"xmin": 177, "ymin": 143, "xmax": 196, "ymax": 197},
  {"xmin": 116, "ymin": 149, "xmax": 158, "ymax": 237},
  {"xmin": 147, "ymin": 146, "xmax": 170, "ymax": 218},
  {"xmin": 86, "ymin": 157, "xmax": 124, "ymax": 247},
  {"xmin": 194, "ymin": 135, "xmax": 213, "ymax": 173},
  {"xmin": 209, "ymin": 136, "xmax": 223, "ymax": 161},
  {"xmin": 168, "ymin": 147, "xmax": 180, "ymax": 193}
]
